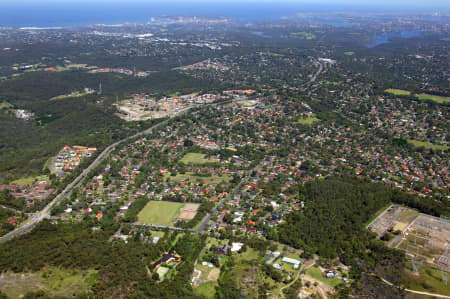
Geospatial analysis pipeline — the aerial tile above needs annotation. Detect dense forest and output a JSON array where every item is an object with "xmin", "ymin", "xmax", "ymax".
[
  {"xmin": 278, "ymin": 176, "xmax": 445, "ymax": 258},
  {"xmin": 0, "ymin": 220, "xmax": 207, "ymax": 298},
  {"xmin": 276, "ymin": 176, "xmax": 446, "ymax": 297},
  {"xmin": 0, "ymin": 70, "xmax": 222, "ymax": 182}
]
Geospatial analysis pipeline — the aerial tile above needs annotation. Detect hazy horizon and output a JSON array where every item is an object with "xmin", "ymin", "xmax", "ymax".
[{"xmin": 1, "ymin": 0, "xmax": 449, "ymax": 27}]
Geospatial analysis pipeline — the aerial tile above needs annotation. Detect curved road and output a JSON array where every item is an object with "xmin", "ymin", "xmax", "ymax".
[{"xmin": 0, "ymin": 107, "xmax": 193, "ymax": 244}]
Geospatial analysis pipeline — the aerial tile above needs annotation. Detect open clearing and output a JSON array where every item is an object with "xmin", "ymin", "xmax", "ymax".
[
  {"xmin": 402, "ymin": 263, "xmax": 450, "ymax": 296},
  {"xmin": 306, "ymin": 266, "xmax": 342, "ymax": 287},
  {"xmin": 0, "ymin": 267, "xmax": 97, "ymax": 298},
  {"xmin": 417, "ymin": 93, "xmax": 450, "ymax": 104},
  {"xmin": 166, "ymin": 172, "xmax": 231, "ymax": 183},
  {"xmin": 50, "ymin": 88, "xmax": 95, "ymax": 101},
  {"xmin": 137, "ymin": 201, "xmax": 186, "ymax": 226},
  {"xmin": 194, "ymin": 281, "xmax": 217, "ymax": 298},
  {"xmin": 11, "ymin": 175, "xmax": 50, "ymax": 186},
  {"xmin": 407, "ymin": 139, "xmax": 449, "ymax": 151},
  {"xmin": 193, "ymin": 264, "xmax": 220, "ymax": 287},
  {"xmin": 180, "ymin": 153, "xmax": 219, "ymax": 165},
  {"xmin": 150, "ymin": 230, "xmax": 166, "ymax": 238},
  {"xmin": 298, "ymin": 114, "xmax": 320, "ymax": 125},
  {"xmin": 384, "ymin": 89, "xmax": 450, "ymax": 104},
  {"xmin": 385, "ymin": 89, "xmax": 412, "ymax": 96}
]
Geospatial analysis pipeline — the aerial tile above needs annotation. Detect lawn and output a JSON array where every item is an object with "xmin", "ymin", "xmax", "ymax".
[
  {"xmin": 194, "ymin": 281, "xmax": 217, "ymax": 298},
  {"xmin": 385, "ymin": 89, "xmax": 411, "ymax": 96},
  {"xmin": 137, "ymin": 201, "xmax": 186, "ymax": 226},
  {"xmin": 11, "ymin": 175, "xmax": 49, "ymax": 186},
  {"xmin": 344, "ymin": 51, "xmax": 355, "ymax": 56},
  {"xmin": 306, "ymin": 267, "xmax": 342, "ymax": 287},
  {"xmin": 384, "ymin": 90, "xmax": 450, "ymax": 104},
  {"xmin": 407, "ymin": 139, "xmax": 449, "ymax": 151},
  {"xmin": 0, "ymin": 267, "xmax": 98, "ymax": 298},
  {"xmin": 298, "ymin": 114, "xmax": 320, "ymax": 125},
  {"xmin": 417, "ymin": 93, "xmax": 450, "ymax": 104},
  {"xmin": 180, "ymin": 153, "xmax": 219, "ymax": 165},
  {"xmin": 236, "ymin": 248, "xmax": 261, "ymax": 262}
]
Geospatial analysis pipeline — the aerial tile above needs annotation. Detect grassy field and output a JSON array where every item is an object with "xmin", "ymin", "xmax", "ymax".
[
  {"xmin": 407, "ymin": 139, "xmax": 449, "ymax": 151},
  {"xmin": 385, "ymin": 89, "xmax": 411, "ymax": 96},
  {"xmin": 194, "ymin": 281, "xmax": 217, "ymax": 298},
  {"xmin": 11, "ymin": 175, "xmax": 49, "ymax": 186},
  {"xmin": 417, "ymin": 93, "xmax": 450, "ymax": 104},
  {"xmin": 50, "ymin": 89, "xmax": 95, "ymax": 101},
  {"xmin": 298, "ymin": 114, "xmax": 320, "ymax": 125},
  {"xmin": 0, "ymin": 267, "xmax": 98, "ymax": 298},
  {"xmin": 267, "ymin": 52, "xmax": 285, "ymax": 57},
  {"xmin": 344, "ymin": 51, "xmax": 355, "ymax": 56},
  {"xmin": 384, "ymin": 89, "xmax": 449, "ymax": 104},
  {"xmin": 306, "ymin": 267, "xmax": 342, "ymax": 287},
  {"xmin": 197, "ymin": 264, "xmax": 220, "ymax": 283},
  {"xmin": 236, "ymin": 248, "xmax": 261, "ymax": 262},
  {"xmin": 402, "ymin": 264, "xmax": 450, "ymax": 296},
  {"xmin": 137, "ymin": 201, "xmax": 185, "ymax": 226},
  {"xmin": 166, "ymin": 172, "xmax": 231, "ymax": 183},
  {"xmin": 180, "ymin": 153, "xmax": 219, "ymax": 165}
]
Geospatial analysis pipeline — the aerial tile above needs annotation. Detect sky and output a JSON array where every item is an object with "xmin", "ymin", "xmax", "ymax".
[{"xmin": 1, "ymin": 0, "xmax": 450, "ymax": 7}]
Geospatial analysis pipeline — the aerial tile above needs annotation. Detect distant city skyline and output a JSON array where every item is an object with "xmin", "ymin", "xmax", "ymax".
[{"xmin": 0, "ymin": 0, "xmax": 448, "ymax": 28}]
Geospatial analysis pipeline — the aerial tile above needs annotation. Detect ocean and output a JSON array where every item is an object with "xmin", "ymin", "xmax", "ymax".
[{"xmin": 0, "ymin": 2, "xmax": 446, "ymax": 28}]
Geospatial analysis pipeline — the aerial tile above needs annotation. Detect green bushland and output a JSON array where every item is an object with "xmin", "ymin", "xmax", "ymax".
[{"xmin": 0, "ymin": 221, "xmax": 207, "ymax": 298}]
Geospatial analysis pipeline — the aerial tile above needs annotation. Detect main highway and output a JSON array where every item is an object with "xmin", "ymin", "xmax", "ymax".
[{"xmin": 0, "ymin": 107, "xmax": 193, "ymax": 244}]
